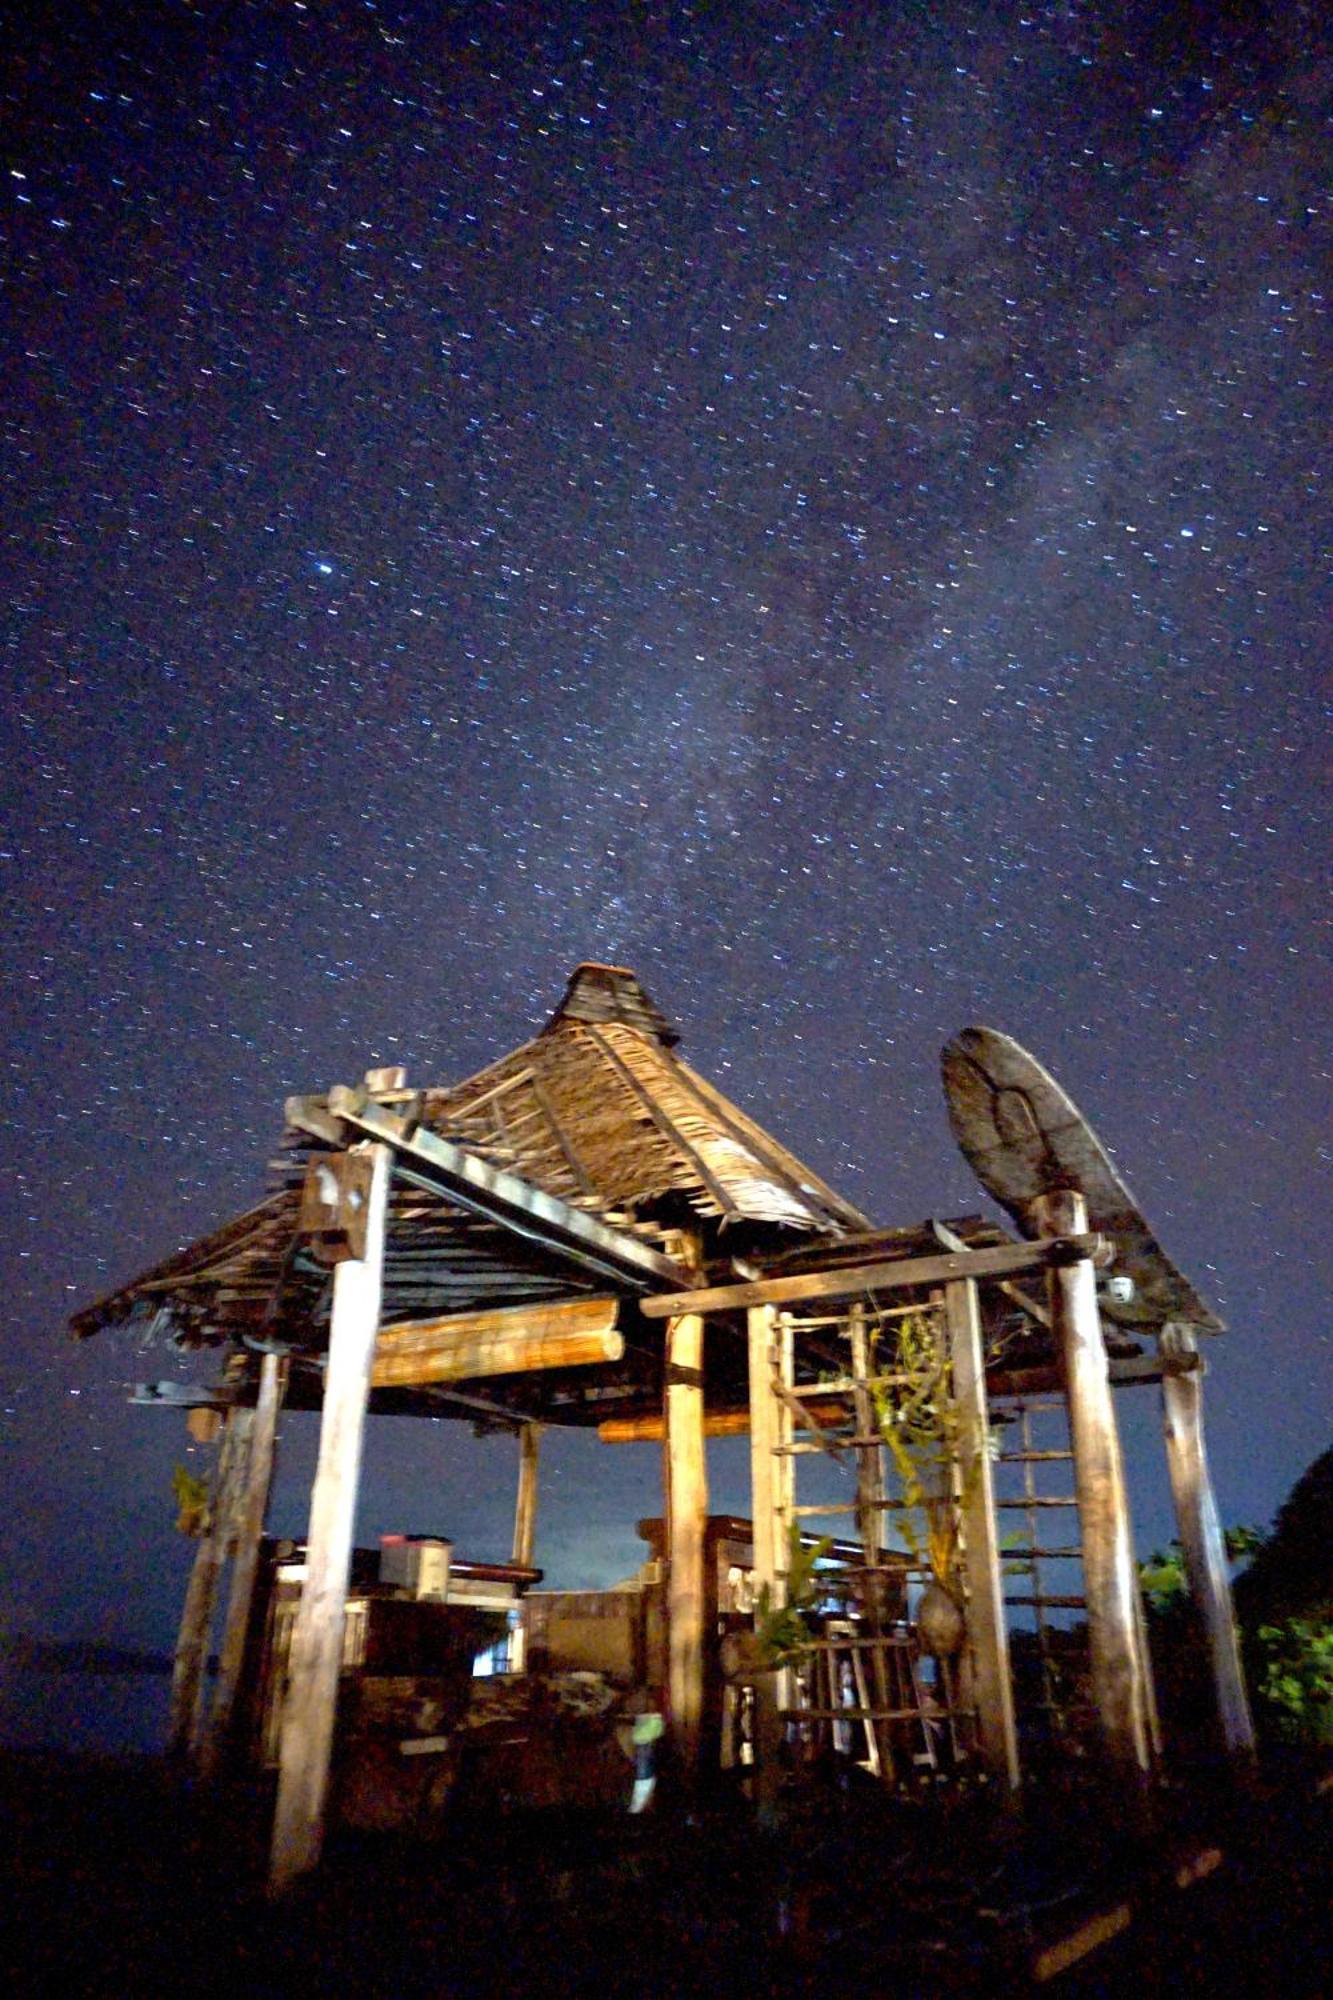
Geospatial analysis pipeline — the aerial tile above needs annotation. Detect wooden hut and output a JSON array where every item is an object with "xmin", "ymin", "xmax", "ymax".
[{"xmin": 71, "ymin": 963, "xmax": 1252, "ymax": 1889}]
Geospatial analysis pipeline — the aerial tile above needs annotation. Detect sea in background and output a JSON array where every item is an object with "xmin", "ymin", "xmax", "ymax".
[{"xmin": 0, "ymin": 1641, "xmax": 172, "ymax": 1755}]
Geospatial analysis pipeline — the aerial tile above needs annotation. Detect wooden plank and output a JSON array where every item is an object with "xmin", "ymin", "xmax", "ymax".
[
  {"xmin": 1033, "ymin": 1903, "xmax": 1132, "ymax": 1982},
  {"xmin": 201, "ymin": 1352, "xmax": 286, "ymax": 1778},
  {"xmin": 639, "ymin": 1235, "xmax": 1112, "ymax": 1319},
  {"xmin": 286, "ymin": 1090, "xmax": 686, "ymax": 1291},
  {"xmin": 1160, "ymin": 1324, "xmax": 1256, "ymax": 1754},
  {"xmin": 371, "ymin": 1297, "xmax": 622, "ymax": 1388},
  {"xmin": 269, "ymin": 1143, "xmax": 390, "ymax": 1896},
  {"xmin": 1036, "ymin": 1188, "xmax": 1151, "ymax": 1778},
  {"xmin": 990, "ymin": 1353, "xmax": 1196, "ymax": 1398},
  {"xmin": 946, "ymin": 1278, "xmax": 1020, "ymax": 1790},
  {"xmin": 664, "ymin": 1308, "xmax": 708, "ymax": 1779}
]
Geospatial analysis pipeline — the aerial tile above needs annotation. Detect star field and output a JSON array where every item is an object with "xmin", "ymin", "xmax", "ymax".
[{"xmin": 0, "ymin": 2, "xmax": 1327, "ymax": 1739}]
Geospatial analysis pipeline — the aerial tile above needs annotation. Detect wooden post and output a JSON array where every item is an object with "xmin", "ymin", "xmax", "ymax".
[
  {"xmin": 166, "ymin": 1427, "xmax": 224, "ymax": 1759},
  {"xmin": 270, "ymin": 1141, "xmax": 390, "ymax": 1895},
  {"xmin": 747, "ymin": 1304, "xmax": 791, "ymax": 1812},
  {"xmin": 946, "ymin": 1277, "xmax": 1020, "ymax": 1789},
  {"xmin": 512, "ymin": 1420, "xmax": 541, "ymax": 1567},
  {"xmin": 1034, "ymin": 1188, "xmax": 1152, "ymax": 1778},
  {"xmin": 508, "ymin": 1421, "xmax": 541, "ymax": 1673},
  {"xmin": 201, "ymin": 1351, "xmax": 287, "ymax": 1777},
  {"xmin": 848, "ymin": 1304, "xmax": 894, "ymax": 1780},
  {"xmin": 166, "ymin": 1408, "xmax": 249, "ymax": 1760},
  {"xmin": 664, "ymin": 1307, "xmax": 708, "ymax": 1778},
  {"xmin": 1160, "ymin": 1324, "xmax": 1255, "ymax": 1755}
]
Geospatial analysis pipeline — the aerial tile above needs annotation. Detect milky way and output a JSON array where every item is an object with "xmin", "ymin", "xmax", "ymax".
[{"xmin": 1, "ymin": 3, "xmax": 1327, "ymax": 1729}]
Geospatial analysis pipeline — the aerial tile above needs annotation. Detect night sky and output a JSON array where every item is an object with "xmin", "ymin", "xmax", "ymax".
[{"xmin": 2, "ymin": 1, "xmax": 1328, "ymax": 1747}]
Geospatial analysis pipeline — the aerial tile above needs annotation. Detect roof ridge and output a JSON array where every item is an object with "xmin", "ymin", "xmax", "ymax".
[{"xmin": 544, "ymin": 962, "xmax": 680, "ymax": 1046}]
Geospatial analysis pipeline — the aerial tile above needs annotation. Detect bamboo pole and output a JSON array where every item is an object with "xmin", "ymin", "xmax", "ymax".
[
  {"xmin": 1160, "ymin": 1324, "xmax": 1255, "ymax": 1755},
  {"xmin": 664, "ymin": 1307, "xmax": 708, "ymax": 1778},
  {"xmin": 201, "ymin": 1351, "xmax": 287, "ymax": 1778},
  {"xmin": 945, "ymin": 1277, "xmax": 1020, "ymax": 1789},
  {"xmin": 269, "ymin": 1141, "xmax": 390, "ymax": 1896},
  {"xmin": 1035, "ymin": 1188, "xmax": 1151, "ymax": 1778}
]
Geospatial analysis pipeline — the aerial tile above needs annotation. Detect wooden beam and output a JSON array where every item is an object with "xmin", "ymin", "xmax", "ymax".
[
  {"xmin": 270, "ymin": 1142, "xmax": 390, "ymax": 1896},
  {"xmin": 639, "ymin": 1235, "xmax": 1113, "ymax": 1319},
  {"xmin": 664, "ymin": 1308, "xmax": 708, "ymax": 1779},
  {"xmin": 946, "ymin": 1278, "xmax": 1020, "ymax": 1790},
  {"xmin": 286, "ymin": 1090, "xmax": 686, "ymax": 1292},
  {"xmin": 932, "ymin": 1216, "xmax": 1051, "ymax": 1330},
  {"xmin": 600, "ymin": 1409, "xmax": 750, "ymax": 1444},
  {"xmin": 1160, "ymin": 1324, "xmax": 1256, "ymax": 1755},
  {"xmin": 201, "ymin": 1352, "xmax": 286, "ymax": 1779},
  {"xmin": 1035, "ymin": 1189, "xmax": 1151, "ymax": 1779},
  {"xmin": 371, "ymin": 1296, "xmax": 621, "ymax": 1388}
]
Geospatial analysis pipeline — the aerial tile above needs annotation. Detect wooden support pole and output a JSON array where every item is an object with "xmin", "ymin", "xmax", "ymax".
[
  {"xmin": 166, "ymin": 1427, "xmax": 225, "ymax": 1759},
  {"xmin": 946, "ymin": 1278, "xmax": 1020, "ymax": 1790},
  {"xmin": 201, "ymin": 1351, "xmax": 287, "ymax": 1778},
  {"xmin": 508, "ymin": 1422, "xmax": 542, "ymax": 1673},
  {"xmin": 747, "ymin": 1305, "xmax": 791, "ymax": 1812},
  {"xmin": 664, "ymin": 1307, "xmax": 708, "ymax": 1778},
  {"xmin": 166, "ymin": 1408, "xmax": 249, "ymax": 1761},
  {"xmin": 1160, "ymin": 1324, "xmax": 1255, "ymax": 1755},
  {"xmin": 848, "ymin": 1304, "xmax": 894, "ymax": 1780},
  {"xmin": 1035, "ymin": 1188, "xmax": 1151, "ymax": 1779},
  {"xmin": 512, "ymin": 1421, "xmax": 541, "ymax": 1568},
  {"xmin": 270, "ymin": 1142, "xmax": 390, "ymax": 1896}
]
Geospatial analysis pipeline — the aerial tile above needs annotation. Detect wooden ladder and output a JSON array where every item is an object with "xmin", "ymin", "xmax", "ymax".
[{"xmin": 752, "ymin": 1303, "xmax": 959, "ymax": 1783}]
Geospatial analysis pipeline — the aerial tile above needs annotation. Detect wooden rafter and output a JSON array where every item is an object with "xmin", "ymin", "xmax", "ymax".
[{"xmin": 286, "ymin": 1088, "xmax": 687, "ymax": 1293}]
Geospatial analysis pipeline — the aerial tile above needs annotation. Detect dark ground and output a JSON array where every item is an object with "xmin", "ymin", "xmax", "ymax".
[{"xmin": 1, "ymin": 1752, "xmax": 1328, "ymax": 1997}]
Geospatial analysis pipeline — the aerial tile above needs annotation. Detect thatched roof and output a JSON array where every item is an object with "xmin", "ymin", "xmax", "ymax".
[
  {"xmin": 71, "ymin": 964, "xmax": 868, "ymax": 1362},
  {"xmin": 423, "ymin": 963, "xmax": 868, "ymax": 1236}
]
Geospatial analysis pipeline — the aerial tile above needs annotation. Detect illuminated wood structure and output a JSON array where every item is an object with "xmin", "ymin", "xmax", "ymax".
[{"xmin": 72, "ymin": 964, "xmax": 1252, "ymax": 1890}]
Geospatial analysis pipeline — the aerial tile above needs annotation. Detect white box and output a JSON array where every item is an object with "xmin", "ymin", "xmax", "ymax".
[{"xmin": 379, "ymin": 1536, "xmax": 452, "ymax": 1600}]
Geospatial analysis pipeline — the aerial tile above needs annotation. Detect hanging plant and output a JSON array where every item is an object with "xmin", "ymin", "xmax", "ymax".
[
  {"xmin": 869, "ymin": 1311, "xmax": 966, "ymax": 1599},
  {"xmin": 171, "ymin": 1463, "xmax": 210, "ymax": 1539}
]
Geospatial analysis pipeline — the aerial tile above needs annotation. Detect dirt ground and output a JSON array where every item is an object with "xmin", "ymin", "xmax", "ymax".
[{"xmin": 1, "ymin": 1750, "xmax": 1328, "ymax": 1996}]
